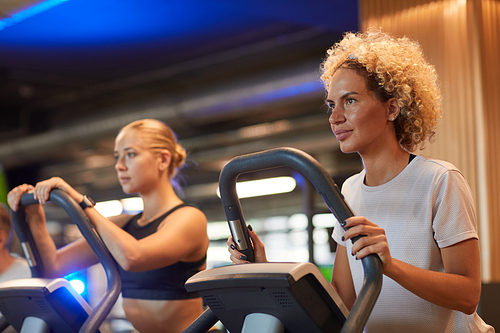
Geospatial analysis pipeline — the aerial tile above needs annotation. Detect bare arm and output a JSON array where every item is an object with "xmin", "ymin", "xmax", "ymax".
[
  {"xmin": 344, "ymin": 216, "xmax": 481, "ymax": 314},
  {"xmin": 31, "ymin": 177, "xmax": 209, "ymax": 272},
  {"xmin": 383, "ymin": 239, "xmax": 480, "ymax": 314},
  {"xmin": 331, "ymin": 244, "xmax": 356, "ymax": 310},
  {"xmin": 84, "ymin": 205, "xmax": 209, "ymax": 271},
  {"xmin": 7, "ymin": 184, "xmax": 98, "ymax": 278}
]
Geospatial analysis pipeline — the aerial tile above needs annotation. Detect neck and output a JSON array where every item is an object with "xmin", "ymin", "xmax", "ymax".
[
  {"xmin": 360, "ymin": 146, "xmax": 410, "ymax": 186},
  {"xmin": 137, "ymin": 182, "xmax": 183, "ymax": 225}
]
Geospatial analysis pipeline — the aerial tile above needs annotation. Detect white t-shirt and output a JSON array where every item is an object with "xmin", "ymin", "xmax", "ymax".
[
  {"xmin": 0, "ymin": 255, "xmax": 31, "ymax": 332},
  {"xmin": 332, "ymin": 155, "xmax": 494, "ymax": 333},
  {"xmin": 0, "ymin": 256, "xmax": 31, "ymax": 283}
]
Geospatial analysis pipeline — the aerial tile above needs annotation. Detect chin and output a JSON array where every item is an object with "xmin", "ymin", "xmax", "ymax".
[
  {"xmin": 120, "ymin": 185, "xmax": 135, "ymax": 195},
  {"xmin": 339, "ymin": 145, "xmax": 354, "ymax": 154}
]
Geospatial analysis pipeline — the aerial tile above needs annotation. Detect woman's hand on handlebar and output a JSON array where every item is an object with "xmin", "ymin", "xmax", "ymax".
[
  {"xmin": 343, "ymin": 216, "xmax": 393, "ymax": 271},
  {"xmin": 227, "ymin": 225, "xmax": 268, "ymax": 264},
  {"xmin": 8, "ymin": 183, "xmax": 37, "ymax": 212},
  {"xmin": 32, "ymin": 177, "xmax": 83, "ymax": 205}
]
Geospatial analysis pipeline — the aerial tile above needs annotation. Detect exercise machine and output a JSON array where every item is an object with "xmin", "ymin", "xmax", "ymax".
[
  {"xmin": 183, "ymin": 147, "xmax": 383, "ymax": 333},
  {"xmin": 0, "ymin": 189, "xmax": 121, "ymax": 333}
]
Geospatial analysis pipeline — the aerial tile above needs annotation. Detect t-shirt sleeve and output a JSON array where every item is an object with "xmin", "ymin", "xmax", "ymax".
[
  {"xmin": 332, "ymin": 218, "xmax": 346, "ymax": 246},
  {"xmin": 432, "ymin": 169, "xmax": 478, "ymax": 248},
  {"xmin": 332, "ymin": 183, "xmax": 350, "ymax": 247}
]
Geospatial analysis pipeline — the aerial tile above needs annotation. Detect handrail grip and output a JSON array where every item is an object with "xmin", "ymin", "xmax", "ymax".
[
  {"xmin": 218, "ymin": 147, "xmax": 382, "ymax": 333},
  {"xmin": 12, "ymin": 189, "xmax": 121, "ymax": 333}
]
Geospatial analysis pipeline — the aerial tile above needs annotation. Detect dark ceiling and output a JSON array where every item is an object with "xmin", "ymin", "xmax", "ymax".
[{"xmin": 0, "ymin": 0, "xmax": 362, "ymax": 221}]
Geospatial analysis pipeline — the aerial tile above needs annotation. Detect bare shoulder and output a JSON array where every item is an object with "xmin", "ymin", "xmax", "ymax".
[
  {"xmin": 172, "ymin": 205, "xmax": 207, "ymax": 224},
  {"xmin": 159, "ymin": 205, "xmax": 207, "ymax": 231}
]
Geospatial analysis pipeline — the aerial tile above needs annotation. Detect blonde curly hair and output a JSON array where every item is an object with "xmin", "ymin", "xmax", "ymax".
[{"xmin": 320, "ymin": 29, "xmax": 442, "ymax": 152}]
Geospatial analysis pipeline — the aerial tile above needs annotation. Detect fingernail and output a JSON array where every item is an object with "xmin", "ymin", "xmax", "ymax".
[
  {"xmin": 247, "ymin": 224, "xmax": 253, "ymax": 231},
  {"xmin": 341, "ymin": 236, "xmax": 345, "ymax": 242},
  {"xmin": 341, "ymin": 221, "xmax": 347, "ymax": 227},
  {"xmin": 351, "ymin": 252, "xmax": 355, "ymax": 256},
  {"xmin": 230, "ymin": 244, "xmax": 235, "ymax": 250},
  {"xmin": 240, "ymin": 255, "xmax": 248, "ymax": 261}
]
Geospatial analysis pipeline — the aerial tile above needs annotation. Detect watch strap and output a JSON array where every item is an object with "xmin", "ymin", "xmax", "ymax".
[{"xmin": 79, "ymin": 195, "xmax": 96, "ymax": 210}]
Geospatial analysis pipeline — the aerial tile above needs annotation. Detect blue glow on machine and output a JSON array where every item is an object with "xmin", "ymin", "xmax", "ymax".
[{"xmin": 64, "ymin": 271, "xmax": 88, "ymax": 299}]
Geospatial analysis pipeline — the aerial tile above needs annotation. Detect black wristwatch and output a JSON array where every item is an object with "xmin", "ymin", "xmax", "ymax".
[{"xmin": 79, "ymin": 195, "xmax": 96, "ymax": 210}]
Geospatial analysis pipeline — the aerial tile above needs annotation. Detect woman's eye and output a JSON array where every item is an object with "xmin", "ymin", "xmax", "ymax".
[
  {"xmin": 326, "ymin": 102, "xmax": 335, "ymax": 113},
  {"xmin": 127, "ymin": 152, "xmax": 136, "ymax": 158},
  {"xmin": 346, "ymin": 98, "xmax": 355, "ymax": 105}
]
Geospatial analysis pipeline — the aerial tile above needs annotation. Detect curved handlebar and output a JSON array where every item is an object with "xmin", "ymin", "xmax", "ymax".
[
  {"xmin": 11, "ymin": 189, "xmax": 121, "ymax": 333},
  {"xmin": 218, "ymin": 147, "xmax": 382, "ymax": 333}
]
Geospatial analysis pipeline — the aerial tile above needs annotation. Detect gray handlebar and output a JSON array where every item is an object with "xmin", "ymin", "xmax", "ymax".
[
  {"xmin": 11, "ymin": 189, "xmax": 121, "ymax": 333},
  {"xmin": 218, "ymin": 147, "xmax": 382, "ymax": 333}
]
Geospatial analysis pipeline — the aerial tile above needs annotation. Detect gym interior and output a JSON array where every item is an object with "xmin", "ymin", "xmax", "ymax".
[{"xmin": 0, "ymin": 1, "xmax": 499, "ymax": 332}]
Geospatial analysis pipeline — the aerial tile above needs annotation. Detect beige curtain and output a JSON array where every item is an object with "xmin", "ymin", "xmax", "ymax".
[{"xmin": 359, "ymin": 0, "xmax": 500, "ymax": 282}]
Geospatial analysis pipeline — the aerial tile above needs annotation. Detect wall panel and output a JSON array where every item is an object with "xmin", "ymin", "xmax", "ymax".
[{"xmin": 360, "ymin": 0, "xmax": 500, "ymax": 281}]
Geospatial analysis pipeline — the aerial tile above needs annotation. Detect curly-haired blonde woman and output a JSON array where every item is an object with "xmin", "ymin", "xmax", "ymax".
[
  {"xmin": 8, "ymin": 119, "xmax": 210, "ymax": 333},
  {"xmin": 228, "ymin": 30, "xmax": 494, "ymax": 332}
]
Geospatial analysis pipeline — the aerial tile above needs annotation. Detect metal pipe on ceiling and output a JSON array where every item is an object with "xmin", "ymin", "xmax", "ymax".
[{"xmin": 0, "ymin": 62, "xmax": 325, "ymax": 169}]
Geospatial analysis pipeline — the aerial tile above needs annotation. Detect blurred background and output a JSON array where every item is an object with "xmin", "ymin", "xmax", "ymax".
[{"xmin": 1, "ymin": 0, "xmax": 499, "ymax": 331}]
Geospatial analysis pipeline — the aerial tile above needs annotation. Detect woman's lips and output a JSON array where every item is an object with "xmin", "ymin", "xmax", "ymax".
[
  {"xmin": 334, "ymin": 129, "xmax": 352, "ymax": 141},
  {"xmin": 119, "ymin": 177, "xmax": 131, "ymax": 184}
]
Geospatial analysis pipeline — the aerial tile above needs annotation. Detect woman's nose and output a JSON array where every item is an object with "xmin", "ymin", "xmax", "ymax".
[
  {"xmin": 329, "ymin": 107, "xmax": 345, "ymax": 125},
  {"xmin": 115, "ymin": 156, "xmax": 126, "ymax": 170}
]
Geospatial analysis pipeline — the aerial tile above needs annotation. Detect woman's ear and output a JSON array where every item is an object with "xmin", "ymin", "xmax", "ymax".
[
  {"xmin": 387, "ymin": 97, "xmax": 400, "ymax": 121},
  {"xmin": 158, "ymin": 150, "xmax": 172, "ymax": 172}
]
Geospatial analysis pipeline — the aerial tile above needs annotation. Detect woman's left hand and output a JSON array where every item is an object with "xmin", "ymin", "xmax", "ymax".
[
  {"xmin": 33, "ymin": 177, "xmax": 82, "ymax": 205},
  {"xmin": 343, "ymin": 216, "xmax": 392, "ymax": 270},
  {"xmin": 227, "ymin": 225, "xmax": 268, "ymax": 264}
]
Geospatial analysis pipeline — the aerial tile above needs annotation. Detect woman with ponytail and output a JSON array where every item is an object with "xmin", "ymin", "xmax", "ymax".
[{"xmin": 8, "ymin": 119, "xmax": 209, "ymax": 333}]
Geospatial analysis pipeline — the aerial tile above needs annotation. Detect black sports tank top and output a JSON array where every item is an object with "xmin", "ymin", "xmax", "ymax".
[{"xmin": 119, "ymin": 204, "xmax": 206, "ymax": 300}]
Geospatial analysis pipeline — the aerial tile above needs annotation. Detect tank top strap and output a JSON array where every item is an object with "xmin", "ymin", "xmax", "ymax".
[
  {"xmin": 155, "ymin": 203, "xmax": 190, "ymax": 222},
  {"xmin": 125, "ymin": 203, "xmax": 192, "ymax": 231}
]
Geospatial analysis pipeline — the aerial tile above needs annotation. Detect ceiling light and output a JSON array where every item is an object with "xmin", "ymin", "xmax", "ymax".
[
  {"xmin": 217, "ymin": 176, "xmax": 296, "ymax": 199},
  {"xmin": 120, "ymin": 197, "xmax": 143, "ymax": 214},
  {"xmin": 95, "ymin": 200, "xmax": 122, "ymax": 217}
]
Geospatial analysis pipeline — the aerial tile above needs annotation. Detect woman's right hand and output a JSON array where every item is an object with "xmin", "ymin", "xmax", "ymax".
[
  {"xmin": 8, "ymin": 183, "xmax": 36, "ymax": 212},
  {"xmin": 227, "ymin": 225, "xmax": 268, "ymax": 264},
  {"xmin": 7, "ymin": 184, "xmax": 42, "ymax": 214}
]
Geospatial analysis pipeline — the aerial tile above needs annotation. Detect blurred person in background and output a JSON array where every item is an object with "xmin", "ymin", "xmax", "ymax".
[
  {"xmin": 0, "ymin": 203, "xmax": 30, "ymax": 283},
  {"xmin": 0, "ymin": 203, "xmax": 31, "ymax": 333}
]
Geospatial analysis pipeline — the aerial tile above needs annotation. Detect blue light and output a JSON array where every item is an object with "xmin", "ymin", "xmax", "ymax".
[
  {"xmin": 65, "ymin": 270, "xmax": 88, "ymax": 297},
  {"xmin": 0, "ymin": 0, "xmax": 69, "ymax": 31},
  {"xmin": 0, "ymin": 0, "xmax": 255, "ymax": 47},
  {"xmin": 69, "ymin": 279, "xmax": 85, "ymax": 295},
  {"xmin": 0, "ymin": 1, "xmax": 358, "ymax": 49},
  {"xmin": 196, "ymin": 80, "xmax": 324, "ymax": 117}
]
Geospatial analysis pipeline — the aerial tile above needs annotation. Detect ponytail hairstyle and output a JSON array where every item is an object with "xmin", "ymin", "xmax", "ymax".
[{"xmin": 119, "ymin": 119, "xmax": 187, "ymax": 182}]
